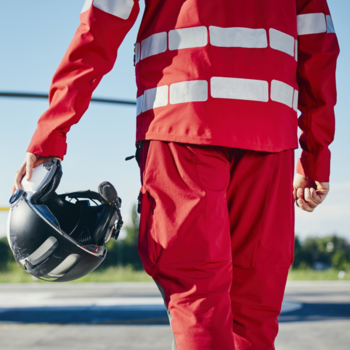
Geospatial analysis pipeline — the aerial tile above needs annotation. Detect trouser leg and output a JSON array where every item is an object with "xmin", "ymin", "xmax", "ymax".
[
  {"xmin": 227, "ymin": 149, "xmax": 295, "ymax": 350},
  {"xmin": 138, "ymin": 141, "xmax": 235, "ymax": 350}
]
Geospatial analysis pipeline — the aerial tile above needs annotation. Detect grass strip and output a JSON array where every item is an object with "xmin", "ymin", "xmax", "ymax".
[
  {"xmin": 0, "ymin": 264, "xmax": 152, "ymax": 283},
  {"xmin": 0, "ymin": 264, "xmax": 349, "ymax": 283},
  {"xmin": 288, "ymin": 268, "xmax": 350, "ymax": 281}
]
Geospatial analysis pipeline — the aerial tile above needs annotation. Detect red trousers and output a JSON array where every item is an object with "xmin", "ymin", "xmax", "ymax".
[{"xmin": 138, "ymin": 141, "xmax": 294, "ymax": 350}]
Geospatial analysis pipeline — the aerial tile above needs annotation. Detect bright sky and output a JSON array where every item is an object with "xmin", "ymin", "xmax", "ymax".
[{"xmin": 0, "ymin": 0, "xmax": 349, "ymax": 240}]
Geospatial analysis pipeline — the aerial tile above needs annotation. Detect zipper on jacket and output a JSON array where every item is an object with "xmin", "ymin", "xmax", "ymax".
[
  {"xmin": 133, "ymin": 43, "xmax": 136, "ymax": 66},
  {"xmin": 125, "ymin": 141, "xmax": 143, "ymax": 161}
]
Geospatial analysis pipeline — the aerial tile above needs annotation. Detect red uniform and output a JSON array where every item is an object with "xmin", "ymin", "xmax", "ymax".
[{"xmin": 27, "ymin": 0, "xmax": 339, "ymax": 349}]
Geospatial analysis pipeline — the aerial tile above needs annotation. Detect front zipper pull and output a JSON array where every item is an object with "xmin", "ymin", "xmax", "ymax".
[
  {"xmin": 133, "ymin": 43, "xmax": 136, "ymax": 66},
  {"xmin": 126, "ymin": 141, "xmax": 143, "ymax": 161}
]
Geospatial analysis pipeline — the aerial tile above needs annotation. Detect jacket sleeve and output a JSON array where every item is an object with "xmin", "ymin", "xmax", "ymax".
[
  {"xmin": 27, "ymin": 0, "xmax": 140, "ymax": 159},
  {"xmin": 295, "ymin": 0, "xmax": 340, "ymax": 182}
]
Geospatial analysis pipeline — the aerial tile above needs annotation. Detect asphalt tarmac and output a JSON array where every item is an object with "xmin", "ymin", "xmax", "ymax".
[{"xmin": 0, "ymin": 281, "xmax": 349, "ymax": 350}]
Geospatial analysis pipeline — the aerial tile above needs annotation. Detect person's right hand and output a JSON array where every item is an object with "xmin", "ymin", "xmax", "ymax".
[
  {"xmin": 12, "ymin": 152, "xmax": 61, "ymax": 194},
  {"xmin": 293, "ymin": 173, "xmax": 329, "ymax": 212}
]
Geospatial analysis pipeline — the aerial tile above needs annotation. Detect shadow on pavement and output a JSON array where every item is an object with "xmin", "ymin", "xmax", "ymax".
[
  {"xmin": 279, "ymin": 303, "xmax": 350, "ymax": 322},
  {"xmin": 0, "ymin": 305, "xmax": 169, "ymax": 325}
]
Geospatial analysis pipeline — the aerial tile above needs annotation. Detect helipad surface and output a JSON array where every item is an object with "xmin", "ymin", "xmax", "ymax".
[{"xmin": 0, "ymin": 281, "xmax": 349, "ymax": 349}]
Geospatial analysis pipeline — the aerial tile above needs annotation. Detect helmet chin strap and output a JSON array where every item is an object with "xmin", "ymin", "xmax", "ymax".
[
  {"xmin": 61, "ymin": 186, "xmax": 123, "ymax": 246},
  {"xmin": 69, "ymin": 205, "xmax": 84, "ymax": 238}
]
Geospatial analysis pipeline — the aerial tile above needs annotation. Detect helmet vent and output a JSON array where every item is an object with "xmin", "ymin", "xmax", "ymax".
[
  {"xmin": 47, "ymin": 254, "xmax": 81, "ymax": 278},
  {"xmin": 22, "ymin": 236, "xmax": 58, "ymax": 267}
]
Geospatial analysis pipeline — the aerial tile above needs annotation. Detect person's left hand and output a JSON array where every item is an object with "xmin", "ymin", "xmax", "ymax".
[
  {"xmin": 12, "ymin": 152, "xmax": 61, "ymax": 194},
  {"xmin": 293, "ymin": 173, "xmax": 329, "ymax": 212}
]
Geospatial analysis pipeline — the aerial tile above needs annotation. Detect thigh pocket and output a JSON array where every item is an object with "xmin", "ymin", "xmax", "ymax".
[
  {"xmin": 137, "ymin": 188, "xmax": 162, "ymax": 277},
  {"xmin": 192, "ymin": 145, "xmax": 230, "ymax": 192},
  {"xmin": 251, "ymin": 195, "xmax": 295, "ymax": 269},
  {"xmin": 229, "ymin": 151, "xmax": 295, "ymax": 269}
]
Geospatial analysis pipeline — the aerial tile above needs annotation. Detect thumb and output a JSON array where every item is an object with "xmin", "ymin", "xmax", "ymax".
[
  {"xmin": 313, "ymin": 181, "xmax": 330, "ymax": 204},
  {"xmin": 25, "ymin": 154, "xmax": 36, "ymax": 181},
  {"xmin": 293, "ymin": 186, "xmax": 297, "ymax": 201}
]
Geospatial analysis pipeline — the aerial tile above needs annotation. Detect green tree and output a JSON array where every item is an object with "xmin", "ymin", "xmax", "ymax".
[
  {"xmin": 332, "ymin": 251, "xmax": 348, "ymax": 270},
  {"xmin": 293, "ymin": 235, "xmax": 313, "ymax": 268},
  {"xmin": 124, "ymin": 204, "xmax": 140, "ymax": 245},
  {"xmin": 122, "ymin": 204, "xmax": 143, "ymax": 270},
  {"xmin": 292, "ymin": 234, "xmax": 350, "ymax": 270},
  {"xmin": 100, "ymin": 204, "xmax": 143, "ymax": 270},
  {"xmin": 0, "ymin": 237, "xmax": 11, "ymax": 271}
]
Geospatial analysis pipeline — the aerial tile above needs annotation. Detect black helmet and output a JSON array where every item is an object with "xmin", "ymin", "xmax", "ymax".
[{"xmin": 7, "ymin": 159, "xmax": 123, "ymax": 282}]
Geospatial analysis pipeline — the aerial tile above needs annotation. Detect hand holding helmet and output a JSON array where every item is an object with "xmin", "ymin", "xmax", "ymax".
[
  {"xmin": 12, "ymin": 152, "xmax": 62, "ymax": 194},
  {"xmin": 8, "ymin": 159, "xmax": 123, "ymax": 282}
]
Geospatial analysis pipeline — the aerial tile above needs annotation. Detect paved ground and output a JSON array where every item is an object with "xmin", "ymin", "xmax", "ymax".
[
  {"xmin": 276, "ymin": 281, "xmax": 350, "ymax": 350},
  {"xmin": 0, "ymin": 281, "xmax": 349, "ymax": 349}
]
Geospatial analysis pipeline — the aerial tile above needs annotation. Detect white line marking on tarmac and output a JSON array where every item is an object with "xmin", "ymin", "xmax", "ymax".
[
  {"xmin": 0, "ymin": 292, "xmax": 301, "ymax": 315},
  {"xmin": 281, "ymin": 301, "xmax": 303, "ymax": 313},
  {"xmin": 0, "ymin": 295, "xmax": 164, "ymax": 308}
]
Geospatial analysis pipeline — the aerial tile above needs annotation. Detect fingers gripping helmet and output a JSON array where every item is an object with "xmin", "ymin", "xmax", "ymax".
[{"xmin": 7, "ymin": 159, "xmax": 123, "ymax": 282}]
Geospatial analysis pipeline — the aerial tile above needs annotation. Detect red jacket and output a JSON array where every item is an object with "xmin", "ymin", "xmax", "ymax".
[{"xmin": 28, "ymin": 0, "xmax": 339, "ymax": 181}]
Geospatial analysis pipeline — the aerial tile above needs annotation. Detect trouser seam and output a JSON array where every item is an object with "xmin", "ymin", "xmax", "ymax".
[
  {"xmin": 155, "ymin": 281, "xmax": 177, "ymax": 350},
  {"xmin": 251, "ymin": 157, "xmax": 275, "ymax": 268}
]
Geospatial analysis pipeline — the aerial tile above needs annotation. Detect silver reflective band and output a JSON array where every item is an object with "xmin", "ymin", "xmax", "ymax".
[
  {"xmin": 170, "ymin": 81, "xmax": 208, "ymax": 105},
  {"xmin": 23, "ymin": 237, "xmax": 58, "ymax": 267},
  {"xmin": 81, "ymin": 0, "xmax": 93, "ymax": 13},
  {"xmin": 136, "ymin": 95, "xmax": 143, "ymax": 116},
  {"xmin": 209, "ymin": 26, "xmax": 267, "ymax": 48},
  {"xmin": 211, "ymin": 77, "xmax": 269, "ymax": 102},
  {"xmin": 135, "ymin": 43, "xmax": 140, "ymax": 64},
  {"xmin": 297, "ymin": 13, "xmax": 327, "ymax": 35},
  {"xmin": 169, "ymin": 27, "xmax": 207, "ymax": 50},
  {"xmin": 93, "ymin": 0, "xmax": 134, "ymax": 20},
  {"xmin": 142, "ymin": 86, "xmax": 169, "ymax": 112},
  {"xmin": 141, "ymin": 32, "xmax": 167, "ymax": 60},
  {"xmin": 269, "ymin": 29, "xmax": 294, "ymax": 57},
  {"xmin": 271, "ymin": 80, "xmax": 294, "ymax": 108},
  {"xmin": 295, "ymin": 40, "xmax": 298, "ymax": 61},
  {"xmin": 293, "ymin": 90, "xmax": 299, "ymax": 111},
  {"xmin": 48, "ymin": 254, "xmax": 80, "ymax": 278},
  {"xmin": 326, "ymin": 15, "xmax": 335, "ymax": 34}
]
